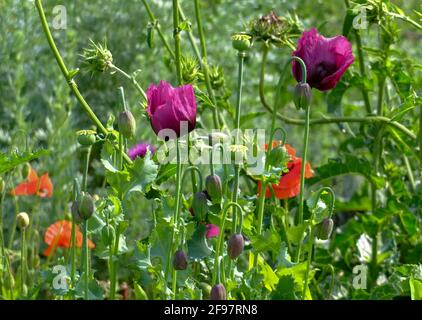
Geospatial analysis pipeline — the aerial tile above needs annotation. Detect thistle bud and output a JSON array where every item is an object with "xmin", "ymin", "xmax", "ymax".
[
  {"xmin": 205, "ymin": 175, "xmax": 222, "ymax": 204},
  {"xmin": 77, "ymin": 130, "xmax": 96, "ymax": 146},
  {"xmin": 231, "ymin": 34, "xmax": 251, "ymax": 52},
  {"xmin": 266, "ymin": 145, "xmax": 289, "ymax": 167},
  {"xmin": 191, "ymin": 191, "xmax": 208, "ymax": 221},
  {"xmin": 181, "ymin": 55, "xmax": 200, "ymax": 84},
  {"xmin": 16, "ymin": 212, "xmax": 30, "ymax": 229},
  {"xmin": 118, "ymin": 110, "xmax": 136, "ymax": 139},
  {"xmin": 228, "ymin": 233, "xmax": 245, "ymax": 259},
  {"xmin": 173, "ymin": 249, "xmax": 188, "ymax": 270},
  {"xmin": 210, "ymin": 283, "xmax": 226, "ymax": 300},
  {"xmin": 315, "ymin": 218, "xmax": 334, "ymax": 240},
  {"xmin": 101, "ymin": 225, "xmax": 116, "ymax": 246},
  {"xmin": 293, "ymin": 82, "xmax": 312, "ymax": 111},
  {"xmin": 81, "ymin": 40, "xmax": 113, "ymax": 74},
  {"xmin": 78, "ymin": 192, "xmax": 95, "ymax": 220}
]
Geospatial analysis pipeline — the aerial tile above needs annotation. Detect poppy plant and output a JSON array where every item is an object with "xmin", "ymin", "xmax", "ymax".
[
  {"xmin": 146, "ymin": 80, "xmax": 197, "ymax": 138},
  {"xmin": 11, "ymin": 165, "xmax": 53, "ymax": 198},
  {"xmin": 292, "ymin": 28, "xmax": 354, "ymax": 91},
  {"xmin": 43, "ymin": 220, "xmax": 95, "ymax": 257},
  {"xmin": 205, "ymin": 224, "xmax": 219, "ymax": 238},
  {"xmin": 258, "ymin": 142, "xmax": 313, "ymax": 199}
]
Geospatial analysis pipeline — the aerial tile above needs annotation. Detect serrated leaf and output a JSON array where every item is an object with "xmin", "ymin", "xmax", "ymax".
[
  {"xmin": 187, "ymin": 224, "xmax": 212, "ymax": 260},
  {"xmin": 0, "ymin": 149, "xmax": 50, "ymax": 174}
]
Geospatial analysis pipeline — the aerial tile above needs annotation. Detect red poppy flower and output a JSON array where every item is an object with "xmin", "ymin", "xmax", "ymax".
[
  {"xmin": 258, "ymin": 142, "xmax": 313, "ymax": 199},
  {"xmin": 11, "ymin": 166, "xmax": 53, "ymax": 198},
  {"xmin": 43, "ymin": 220, "xmax": 95, "ymax": 257}
]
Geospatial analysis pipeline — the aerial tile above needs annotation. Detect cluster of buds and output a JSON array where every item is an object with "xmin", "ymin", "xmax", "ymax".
[{"xmin": 81, "ymin": 40, "xmax": 113, "ymax": 74}]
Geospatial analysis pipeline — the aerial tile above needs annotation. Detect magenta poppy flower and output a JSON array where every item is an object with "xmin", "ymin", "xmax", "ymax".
[
  {"xmin": 206, "ymin": 224, "xmax": 219, "ymax": 238},
  {"xmin": 128, "ymin": 143, "xmax": 155, "ymax": 160},
  {"xmin": 292, "ymin": 28, "xmax": 354, "ymax": 91},
  {"xmin": 146, "ymin": 80, "xmax": 197, "ymax": 138}
]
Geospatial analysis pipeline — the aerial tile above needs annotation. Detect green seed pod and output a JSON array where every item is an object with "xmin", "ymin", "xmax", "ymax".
[
  {"xmin": 77, "ymin": 130, "xmax": 97, "ymax": 146},
  {"xmin": 199, "ymin": 282, "xmax": 212, "ymax": 300},
  {"xmin": 315, "ymin": 218, "xmax": 334, "ymax": 240},
  {"xmin": 228, "ymin": 233, "xmax": 244, "ymax": 259},
  {"xmin": 78, "ymin": 192, "xmax": 95, "ymax": 220},
  {"xmin": 101, "ymin": 225, "xmax": 116, "ymax": 246},
  {"xmin": 173, "ymin": 249, "xmax": 188, "ymax": 270},
  {"xmin": 231, "ymin": 34, "xmax": 251, "ymax": 52},
  {"xmin": 267, "ymin": 145, "xmax": 289, "ymax": 167},
  {"xmin": 16, "ymin": 212, "xmax": 30, "ymax": 229},
  {"xmin": 293, "ymin": 82, "xmax": 312, "ymax": 111},
  {"xmin": 118, "ymin": 110, "xmax": 136, "ymax": 139},
  {"xmin": 210, "ymin": 283, "xmax": 226, "ymax": 300},
  {"xmin": 191, "ymin": 191, "xmax": 208, "ymax": 221},
  {"xmin": 205, "ymin": 175, "xmax": 222, "ymax": 204}
]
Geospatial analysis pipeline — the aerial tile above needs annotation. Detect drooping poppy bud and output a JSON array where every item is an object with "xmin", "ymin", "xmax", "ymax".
[
  {"xmin": 173, "ymin": 249, "xmax": 188, "ymax": 270},
  {"xmin": 293, "ymin": 82, "xmax": 312, "ymax": 110},
  {"xmin": 315, "ymin": 218, "xmax": 334, "ymax": 240},
  {"xmin": 101, "ymin": 225, "xmax": 116, "ymax": 246},
  {"xmin": 266, "ymin": 145, "xmax": 289, "ymax": 167},
  {"xmin": 16, "ymin": 212, "xmax": 30, "ymax": 229},
  {"xmin": 210, "ymin": 283, "xmax": 226, "ymax": 300},
  {"xmin": 227, "ymin": 233, "xmax": 245, "ymax": 259},
  {"xmin": 231, "ymin": 34, "xmax": 251, "ymax": 52},
  {"xmin": 191, "ymin": 191, "xmax": 208, "ymax": 221},
  {"xmin": 77, "ymin": 192, "xmax": 95, "ymax": 220},
  {"xmin": 0, "ymin": 177, "xmax": 4, "ymax": 193},
  {"xmin": 205, "ymin": 175, "xmax": 222, "ymax": 204},
  {"xmin": 118, "ymin": 110, "xmax": 136, "ymax": 139},
  {"xmin": 77, "ymin": 130, "xmax": 97, "ymax": 146},
  {"xmin": 71, "ymin": 200, "xmax": 83, "ymax": 224},
  {"xmin": 199, "ymin": 282, "xmax": 212, "ymax": 299},
  {"xmin": 21, "ymin": 163, "xmax": 31, "ymax": 179}
]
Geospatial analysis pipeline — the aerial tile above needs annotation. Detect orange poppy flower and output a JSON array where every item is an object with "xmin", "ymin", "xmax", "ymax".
[
  {"xmin": 11, "ymin": 166, "xmax": 53, "ymax": 198},
  {"xmin": 43, "ymin": 220, "xmax": 95, "ymax": 257},
  {"xmin": 258, "ymin": 142, "xmax": 313, "ymax": 199}
]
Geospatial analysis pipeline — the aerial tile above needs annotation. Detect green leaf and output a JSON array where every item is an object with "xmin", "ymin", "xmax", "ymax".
[
  {"xmin": 0, "ymin": 149, "xmax": 50, "ymax": 174},
  {"xmin": 187, "ymin": 224, "xmax": 212, "ymax": 260},
  {"xmin": 126, "ymin": 151, "xmax": 158, "ymax": 195},
  {"xmin": 251, "ymin": 229, "xmax": 281, "ymax": 253},
  {"xmin": 271, "ymin": 275, "xmax": 297, "ymax": 300},
  {"xmin": 286, "ymin": 223, "xmax": 308, "ymax": 245},
  {"xmin": 410, "ymin": 277, "xmax": 422, "ymax": 300}
]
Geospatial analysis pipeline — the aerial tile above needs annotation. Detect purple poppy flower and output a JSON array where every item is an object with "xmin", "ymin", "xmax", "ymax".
[
  {"xmin": 146, "ymin": 80, "xmax": 197, "ymax": 138},
  {"xmin": 292, "ymin": 28, "xmax": 354, "ymax": 91},
  {"xmin": 206, "ymin": 224, "xmax": 219, "ymax": 238},
  {"xmin": 128, "ymin": 143, "xmax": 155, "ymax": 160}
]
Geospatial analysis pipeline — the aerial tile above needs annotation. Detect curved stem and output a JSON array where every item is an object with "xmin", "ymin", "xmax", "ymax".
[
  {"xmin": 109, "ymin": 64, "xmax": 147, "ymax": 101},
  {"xmin": 34, "ymin": 0, "xmax": 132, "ymax": 165}
]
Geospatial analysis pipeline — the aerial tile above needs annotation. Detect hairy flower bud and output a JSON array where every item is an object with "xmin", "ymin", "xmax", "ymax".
[
  {"xmin": 78, "ymin": 192, "xmax": 95, "ymax": 220},
  {"xmin": 267, "ymin": 145, "xmax": 289, "ymax": 167},
  {"xmin": 173, "ymin": 249, "xmax": 188, "ymax": 270},
  {"xmin": 77, "ymin": 130, "xmax": 97, "ymax": 146},
  {"xmin": 210, "ymin": 283, "xmax": 226, "ymax": 300},
  {"xmin": 181, "ymin": 55, "xmax": 200, "ymax": 84},
  {"xmin": 315, "ymin": 218, "xmax": 334, "ymax": 240},
  {"xmin": 205, "ymin": 175, "xmax": 222, "ymax": 204},
  {"xmin": 81, "ymin": 40, "xmax": 113, "ymax": 74},
  {"xmin": 293, "ymin": 82, "xmax": 312, "ymax": 110},
  {"xmin": 101, "ymin": 225, "xmax": 116, "ymax": 246},
  {"xmin": 231, "ymin": 34, "xmax": 251, "ymax": 52},
  {"xmin": 192, "ymin": 191, "xmax": 208, "ymax": 221},
  {"xmin": 118, "ymin": 110, "xmax": 136, "ymax": 139},
  {"xmin": 17, "ymin": 212, "xmax": 30, "ymax": 229},
  {"xmin": 228, "ymin": 233, "xmax": 245, "ymax": 259}
]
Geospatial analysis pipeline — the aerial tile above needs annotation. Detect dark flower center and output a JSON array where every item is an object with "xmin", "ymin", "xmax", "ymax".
[{"xmin": 310, "ymin": 61, "xmax": 337, "ymax": 84}]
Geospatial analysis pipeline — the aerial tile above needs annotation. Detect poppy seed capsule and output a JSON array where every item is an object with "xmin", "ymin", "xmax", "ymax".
[
  {"xmin": 210, "ymin": 283, "xmax": 226, "ymax": 300},
  {"xmin": 17, "ymin": 212, "xmax": 30, "ymax": 229},
  {"xmin": 228, "ymin": 233, "xmax": 245, "ymax": 259},
  {"xmin": 77, "ymin": 133, "xmax": 96, "ymax": 146},
  {"xmin": 293, "ymin": 82, "xmax": 312, "ymax": 110},
  {"xmin": 118, "ymin": 110, "xmax": 136, "ymax": 139},
  {"xmin": 173, "ymin": 250, "xmax": 188, "ymax": 270},
  {"xmin": 192, "ymin": 191, "xmax": 208, "ymax": 221},
  {"xmin": 315, "ymin": 218, "xmax": 334, "ymax": 240},
  {"xmin": 77, "ymin": 192, "xmax": 95, "ymax": 220},
  {"xmin": 101, "ymin": 225, "xmax": 116, "ymax": 246},
  {"xmin": 231, "ymin": 34, "xmax": 251, "ymax": 52},
  {"xmin": 205, "ymin": 175, "xmax": 222, "ymax": 204}
]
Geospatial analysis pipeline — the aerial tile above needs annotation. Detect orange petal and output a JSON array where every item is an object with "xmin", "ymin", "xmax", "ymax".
[
  {"xmin": 38, "ymin": 173, "xmax": 53, "ymax": 198},
  {"xmin": 11, "ymin": 181, "xmax": 38, "ymax": 196},
  {"xmin": 43, "ymin": 244, "xmax": 55, "ymax": 257},
  {"xmin": 28, "ymin": 166, "xmax": 39, "ymax": 182}
]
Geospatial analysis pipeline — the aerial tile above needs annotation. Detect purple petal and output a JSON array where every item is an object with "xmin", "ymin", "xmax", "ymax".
[
  {"xmin": 128, "ymin": 143, "xmax": 155, "ymax": 160},
  {"xmin": 206, "ymin": 224, "xmax": 219, "ymax": 238}
]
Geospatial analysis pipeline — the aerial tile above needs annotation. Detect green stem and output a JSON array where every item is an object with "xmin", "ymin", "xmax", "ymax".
[
  {"xmin": 141, "ymin": 0, "xmax": 175, "ymax": 59},
  {"xmin": 173, "ymin": 0, "xmax": 182, "ymax": 85},
  {"xmin": 20, "ymin": 228, "xmax": 26, "ymax": 297},
  {"xmin": 82, "ymin": 221, "xmax": 89, "ymax": 300},
  {"xmin": 110, "ymin": 225, "xmax": 120, "ymax": 300},
  {"xmin": 109, "ymin": 64, "xmax": 147, "ymax": 101},
  {"xmin": 70, "ymin": 179, "xmax": 79, "ymax": 288},
  {"xmin": 302, "ymin": 226, "xmax": 315, "ymax": 300},
  {"xmin": 34, "ymin": 0, "xmax": 133, "ymax": 165},
  {"xmin": 403, "ymin": 155, "xmax": 416, "ymax": 193}
]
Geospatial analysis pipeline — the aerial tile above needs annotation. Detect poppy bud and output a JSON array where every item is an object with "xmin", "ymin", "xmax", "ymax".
[
  {"xmin": 228, "ymin": 233, "xmax": 245, "ymax": 259},
  {"xmin": 118, "ymin": 110, "xmax": 136, "ymax": 139},
  {"xmin": 315, "ymin": 218, "xmax": 334, "ymax": 240},
  {"xmin": 173, "ymin": 249, "xmax": 188, "ymax": 270},
  {"xmin": 231, "ymin": 34, "xmax": 251, "ymax": 52},
  {"xmin": 21, "ymin": 163, "xmax": 31, "ymax": 179},
  {"xmin": 199, "ymin": 282, "xmax": 212, "ymax": 300},
  {"xmin": 293, "ymin": 82, "xmax": 312, "ymax": 110},
  {"xmin": 101, "ymin": 225, "xmax": 116, "ymax": 246},
  {"xmin": 0, "ymin": 177, "xmax": 4, "ymax": 193},
  {"xmin": 192, "ymin": 191, "xmax": 208, "ymax": 221},
  {"xmin": 71, "ymin": 201, "xmax": 83, "ymax": 224},
  {"xmin": 210, "ymin": 283, "xmax": 226, "ymax": 300},
  {"xmin": 205, "ymin": 175, "xmax": 222, "ymax": 204},
  {"xmin": 266, "ymin": 145, "xmax": 289, "ymax": 167},
  {"xmin": 16, "ymin": 212, "xmax": 30, "ymax": 229},
  {"xmin": 77, "ymin": 192, "xmax": 95, "ymax": 220}
]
